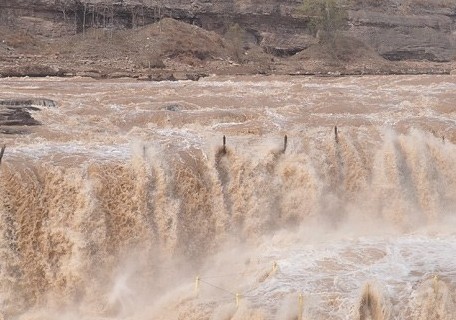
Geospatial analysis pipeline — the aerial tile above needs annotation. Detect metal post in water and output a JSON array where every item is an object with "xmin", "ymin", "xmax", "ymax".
[
  {"xmin": 283, "ymin": 135, "xmax": 288, "ymax": 153},
  {"xmin": 334, "ymin": 126, "xmax": 339, "ymax": 144},
  {"xmin": 366, "ymin": 283, "xmax": 370, "ymax": 306},
  {"xmin": 0, "ymin": 145, "xmax": 5, "ymax": 165}
]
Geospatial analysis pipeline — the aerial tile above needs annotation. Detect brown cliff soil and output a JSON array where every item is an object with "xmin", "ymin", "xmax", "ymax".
[{"xmin": 0, "ymin": 18, "xmax": 454, "ymax": 79}]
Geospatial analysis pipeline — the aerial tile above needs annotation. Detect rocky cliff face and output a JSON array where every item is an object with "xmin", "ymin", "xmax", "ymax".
[
  {"xmin": 1, "ymin": 0, "xmax": 456, "ymax": 61},
  {"xmin": 349, "ymin": 2, "xmax": 456, "ymax": 62}
]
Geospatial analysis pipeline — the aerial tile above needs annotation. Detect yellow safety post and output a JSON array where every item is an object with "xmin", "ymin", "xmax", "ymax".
[
  {"xmin": 298, "ymin": 293, "xmax": 304, "ymax": 320},
  {"xmin": 235, "ymin": 293, "xmax": 240, "ymax": 308},
  {"xmin": 195, "ymin": 275, "xmax": 200, "ymax": 295},
  {"xmin": 272, "ymin": 261, "xmax": 278, "ymax": 273}
]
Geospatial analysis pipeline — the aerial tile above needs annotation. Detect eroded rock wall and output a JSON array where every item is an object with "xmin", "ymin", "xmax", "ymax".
[
  {"xmin": 349, "ymin": 0, "xmax": 456, "ymax": 61},
  {"xmin": 1, "ymin": 0, "xmax": 456, "ymax": 61}
]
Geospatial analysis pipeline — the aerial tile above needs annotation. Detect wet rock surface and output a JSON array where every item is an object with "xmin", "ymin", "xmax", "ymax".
[{"xmin": 0, "ymin": 98, "xmax": 56, "ymax": 129}]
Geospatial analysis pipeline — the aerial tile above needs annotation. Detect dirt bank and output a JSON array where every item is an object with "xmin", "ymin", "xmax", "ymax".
[{"xmin": 0, "ymin": 18, "xmax": 454, "ymax": 79}]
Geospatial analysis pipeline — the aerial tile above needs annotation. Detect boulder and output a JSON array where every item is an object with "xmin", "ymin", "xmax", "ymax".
[{"xmin": 0, "ymin": 98, "xmax": 56, "ymax": 129}]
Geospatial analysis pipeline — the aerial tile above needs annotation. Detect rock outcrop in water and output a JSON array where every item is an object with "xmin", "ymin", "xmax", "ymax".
[{"xmin": 0, "ymin": 98, "xmax": 56, "ymax": 131}]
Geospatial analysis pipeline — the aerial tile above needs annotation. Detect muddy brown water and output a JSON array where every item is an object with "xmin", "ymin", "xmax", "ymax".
[{"xmin": 0, "ymin": 75, "xmax": 455, "ymax": 319}]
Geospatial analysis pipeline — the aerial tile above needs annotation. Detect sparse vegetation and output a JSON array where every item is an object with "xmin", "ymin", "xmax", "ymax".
[
  {"xmin": 0, "ymin": 27, "xmax": 43, "ymax": 53},
  {"xmin": 1, "ymin": 0, "xmax": 455, "ymax": 77},
  {"xmin": 300, "ymin": 0, "xmax": 348, "ymax": 44},
  {"xmin": 224, "ymin": 23, "xmax": 246, "ymax": 63},
  {"xmin": 350, "ymin": 0, "xmax": 456, "ymax": 10}
]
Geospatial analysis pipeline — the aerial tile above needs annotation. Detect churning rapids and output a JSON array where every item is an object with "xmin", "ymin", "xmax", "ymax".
[{"xmin": 0, "ymin": 75, "xmax": 456, "ymax": 320}]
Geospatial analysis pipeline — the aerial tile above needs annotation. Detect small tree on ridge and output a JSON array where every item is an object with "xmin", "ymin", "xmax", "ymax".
[{"xmin": 300, "ymin": 0, "xmax": 348, "ymax": 44}]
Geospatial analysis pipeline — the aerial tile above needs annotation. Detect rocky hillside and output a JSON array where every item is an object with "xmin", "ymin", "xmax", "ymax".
[
  {"xmin": 0, "ymin": 0, "xmax": 455, "ymax": 77},
  {"xmin": 2, "ymin": 0, "xmax": 456, "ymax": 61},
  {"xmin": 349, "ymin": 0, "xmax": 456, "ymax": 62}
]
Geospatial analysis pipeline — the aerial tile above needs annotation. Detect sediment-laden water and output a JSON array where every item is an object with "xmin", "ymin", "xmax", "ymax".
[{"xmin": 0, "ymin": 75, "xmax": 455, "ymax": 319}]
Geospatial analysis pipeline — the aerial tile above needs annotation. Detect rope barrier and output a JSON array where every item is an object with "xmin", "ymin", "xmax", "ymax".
[
  {"xmin": 209, "ymin": 297, "xmax": 237, "ymax": 304},
  {"xmin": 193, "ymin": 261, "xmax": 281, "ymax": 308},
  {"xmin": 198, "ymin": 278, "xmax": 246, "ymax": 307},
  {"xmin": 200, "ymin": 261, "xmax": 278, "ymax": 280},
  {"xmin": 193, "ymin": 261, "xmax": 446, "ymax": 316},
  {"xmin": 200, "ymin": 271, "xmax": 259, "ymax": 279},
  {"xmin": 199, "ymin": 279, "xmax": 237, "ymax": 296}
]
